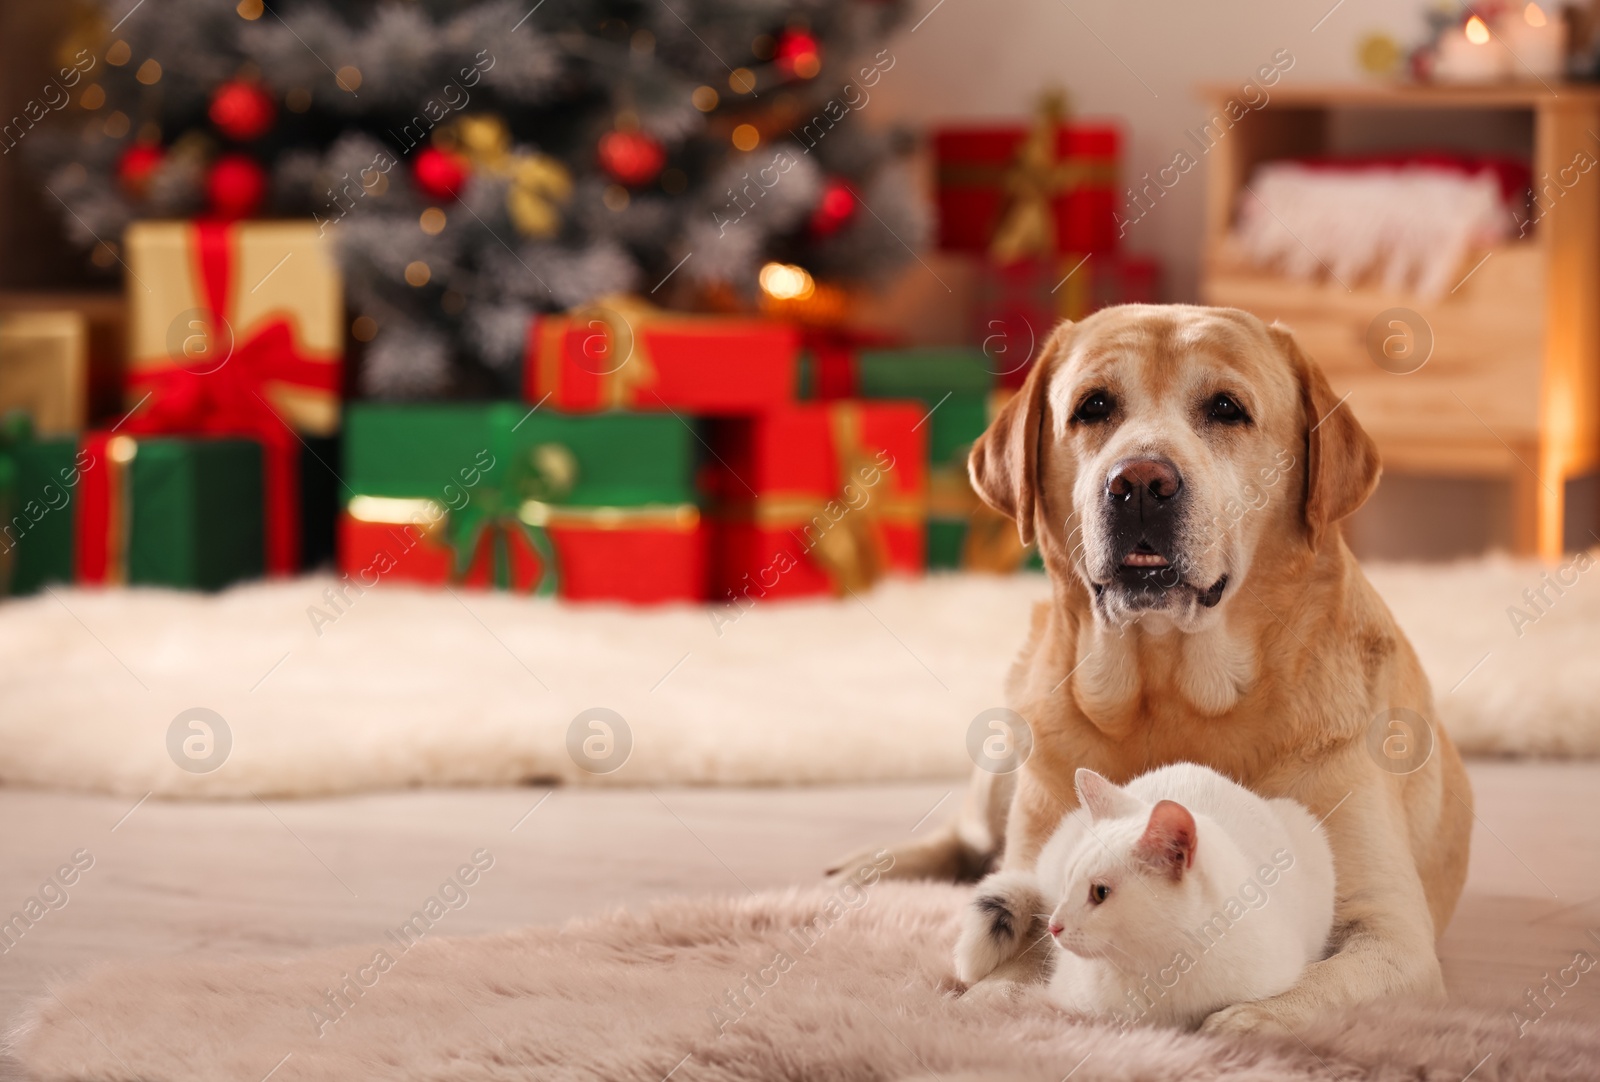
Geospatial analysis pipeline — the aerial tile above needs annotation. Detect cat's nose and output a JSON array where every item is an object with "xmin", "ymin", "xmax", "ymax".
[{"xmin": 1048, "ymin": 921, "xmax": 1064, "ymax": 937}]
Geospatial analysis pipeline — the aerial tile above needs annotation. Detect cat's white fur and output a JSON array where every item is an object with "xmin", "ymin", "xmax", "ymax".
[{"xmin": 953, "ymin": 762, "xmax": 1335, "ymax": 1030}]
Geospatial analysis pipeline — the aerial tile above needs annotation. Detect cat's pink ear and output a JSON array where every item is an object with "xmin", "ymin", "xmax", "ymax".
[
  {"xmin": 1074, "ymin": 768, "xmax": 1139, "ymax": 821},
  {"xmin": 1136, "ymin": 800, "xmax": 1197, "ymax": 880}
]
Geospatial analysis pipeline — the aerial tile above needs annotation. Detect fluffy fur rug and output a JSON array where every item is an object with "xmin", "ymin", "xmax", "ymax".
[
  {"xmin": 0, "ymin": 557, "xmax": 1594, "ymax": 798},
  {"xmin": 9, "ymin": 882, "xmax": 1596, "ymax": 1081}
]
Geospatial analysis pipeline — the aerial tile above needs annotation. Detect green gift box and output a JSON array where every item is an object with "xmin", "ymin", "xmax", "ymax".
[
  {"xmin": 121, "ymin": 438, "xmax": 265, "ymax": 589},
  {"xmin": 3, "ymin": 428, "xmax": 266, "ymax": 594},
  {"xmin": 339, "ymin": 404, "xmax": 706, "ymax": 602},
  {"xmin": 94, "ymin": 436, "xmax": 266, "ymax": 590},
  {"xmin": 1, "ymin": 416, "xmax": 79, "ymax": 595}
]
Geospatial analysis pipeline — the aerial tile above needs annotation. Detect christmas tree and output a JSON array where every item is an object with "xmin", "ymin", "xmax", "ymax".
[{"xmin": 33, "ymin": 0, "xmax": 923, "ymax": 397}]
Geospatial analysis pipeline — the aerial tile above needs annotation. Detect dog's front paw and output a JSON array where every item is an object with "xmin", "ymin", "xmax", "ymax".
[
  {"xmin": 953, "ymin": 870, "xmax": 1045, "ymax": 985},
  {"xmin": 1199, "ymin": 1001, "xmax": 1279, "ymax": 1036}
]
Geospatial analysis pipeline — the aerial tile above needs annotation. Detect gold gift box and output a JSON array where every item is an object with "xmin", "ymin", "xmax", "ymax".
[{"xmin": 0, "ymin": 310, "xmax": 87, "ymax": 435}]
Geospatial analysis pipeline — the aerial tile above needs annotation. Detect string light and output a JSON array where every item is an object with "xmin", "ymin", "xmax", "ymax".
[{"xmin": 758, "ymin": 262, "xmax": 814, "ymax": 301}]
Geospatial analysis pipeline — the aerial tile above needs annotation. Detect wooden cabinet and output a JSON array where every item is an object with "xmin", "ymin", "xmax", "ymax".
[{"xmin": 1197, "ymin": 83, "xmax": 1600, "ymax": 559}]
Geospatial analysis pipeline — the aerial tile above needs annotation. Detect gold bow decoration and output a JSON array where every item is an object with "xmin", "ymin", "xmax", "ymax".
[
  {"xmin": 746, "ymin": 403, "xmax": 924, "ymax": 595},
  {"xmin": 533, "ymin": 293, "xmax": 666, "ymax": 410},
  {"xmin": 445, "ymin": 115, "xmax": 572, "ymax": 238},
  {"xmin": 989, "ymin": 89, "xmax": 1116, "ymax": 264},
  {"xmin": 961, "ymin": 504, "xmax": 1030, "ymax": 573}
]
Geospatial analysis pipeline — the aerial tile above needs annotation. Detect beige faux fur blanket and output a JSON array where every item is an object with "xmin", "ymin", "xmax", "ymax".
[
  {"xmin": 0, "ymin": 557, "xmax": 1595, "ymax": 798},
  {"xmin": 9, "ymin": 882, "xmax": 1596, "ymax": 1081}
]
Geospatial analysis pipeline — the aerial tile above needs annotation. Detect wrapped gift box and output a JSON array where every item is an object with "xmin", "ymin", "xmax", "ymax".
[
  {"xmin": 340, "ymin": 404, "xmax": 705, "ymax": 603},
  {"xmin": 0, "ymin": 293, "xmax": 126, "ymax": 426},
  {"xmin": 72, "ymin": 434, "xmax": 266, "ymax": 590},
  {"xmin": 706, "ymin": 402, "xmax": 926, "ymax": 601},
  {"xmin": 934, "ymin": 122, "xmax": 1121, "ymax": 256},
  {"xmin": 0, "ymin": 311, "xmax": 87, "ymax": 436},
  {"xmin": 793, "ymin": 326, "xmax": 903, "ymax": 401},
  {"xmin": 1, "ymin": 418, "xmax": 82, "ymax": 594},
  {"xmin": 524, "ymin": 295, "xmax": 798, "ymax": 414},
  {"xmin": 975, "ymin": 253, "xmax": 1160, "ymax": 387},
  {"xmin": 848, "ymin": 349, "xmax": 996, "ymax": 570},
  {"xmin": 122, "ymin": 220, "xmax": 344, "ymax": 573}
]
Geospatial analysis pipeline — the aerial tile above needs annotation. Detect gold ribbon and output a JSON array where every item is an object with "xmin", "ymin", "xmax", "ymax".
[
  {"xmin": 962, "ymin": 505, "xmax": 1029, "ymax": 573},
  {"xmin": 932, "ymin": 389, "xmax": 1030, "ymax": 574},
  {"xmin": 725, "ymin": 403, "xmax": 924, "ymax": 595},
  {"xmin": 103, "ymin": 435, "xmax": 137, "ymax": 585},
  {"xmin": 447, "ymin": 116, "xmax": 572, "ymax": 238},
  {"xmin": 937, "ymin": 160, "xmax": 1118, "ymax": 188},
  {"xmin": 348, "ymin": 495, "xmax": 699, "ymax": 532},
  {"xmin": 927, "ymin": 464, "xmax": 979, "ymax": 519},
  {"xmin": 537, "ymin": 293, "xmax": 665, "ymax": 410},
  {"xmin": 989, "ymin": 89, "xmax": 1117, "ymax": 264}
]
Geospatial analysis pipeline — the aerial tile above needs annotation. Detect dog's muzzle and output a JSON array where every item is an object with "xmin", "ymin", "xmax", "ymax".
[{"xmin": 1092, "ymin": 456, "xmax": 1227, "ymax": 610}]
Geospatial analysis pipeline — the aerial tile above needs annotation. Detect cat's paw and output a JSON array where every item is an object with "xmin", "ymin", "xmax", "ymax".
[
  {"xmin": 953, "ymin": 870, "xmax": 1046, "ymax": 985},
  {"xmin": 1199, "ymin": 1001, "xmax": 1280, "ymax": 1036}
]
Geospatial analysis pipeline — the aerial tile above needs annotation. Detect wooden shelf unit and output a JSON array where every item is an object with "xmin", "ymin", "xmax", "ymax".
[{"xmin": 1197, "ymin": 81, "xmax": 1600, "ymax": 559}]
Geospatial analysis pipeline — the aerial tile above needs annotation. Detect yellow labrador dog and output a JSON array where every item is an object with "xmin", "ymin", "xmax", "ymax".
[{"xmin": 833, "ymin": 304, "xmax": 1472, "ymax": 1034}]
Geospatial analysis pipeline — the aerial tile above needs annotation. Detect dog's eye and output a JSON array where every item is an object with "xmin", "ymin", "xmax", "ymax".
[
  {"xmin": 1206, "ymin": 393, "xmax": 1249, "ymax": 425},
  {"xmin": 1073, "ymin": 391, "xmax": 1114, "ymax": 424},
  {"xmin": 1088, "ymin": 883, "xmax": 1111, "ymax": 905}
]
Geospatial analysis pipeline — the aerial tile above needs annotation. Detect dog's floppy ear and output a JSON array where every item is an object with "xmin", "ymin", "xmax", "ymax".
[
  {"xmin": 968, "ymin": 321, "xmax": 1072, "ymax": 546},
  {"xmin": 1270, "ymin": 323, "xmax": 1381, "ymax": 551}
]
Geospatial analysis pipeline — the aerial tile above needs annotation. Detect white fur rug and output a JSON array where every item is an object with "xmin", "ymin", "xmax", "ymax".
[
  {"xmin": 0, "ymin": 557, "xmax": 1594, "ymax": 798},
  {"xmin": 10, "ymin": 882, "xmax": 1597, "ymax": 1081}
]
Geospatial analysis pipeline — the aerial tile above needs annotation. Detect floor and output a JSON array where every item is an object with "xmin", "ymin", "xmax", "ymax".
[{"xmin": 0, "ymin": 762, "xmax": 1596, "ymax": 1037}]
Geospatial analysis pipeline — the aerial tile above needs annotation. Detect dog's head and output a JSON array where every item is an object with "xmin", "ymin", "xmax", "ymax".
[{"xmin": 969, "ymin": 305, "xmax": 1379, "ymax": 630}]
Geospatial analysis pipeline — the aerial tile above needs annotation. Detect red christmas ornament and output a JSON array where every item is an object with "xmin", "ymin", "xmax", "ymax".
[
  {"xmin": 809, "ymin": 178, "xmax": 857, "ymax": 237},
  {"xmin": 413, "ymin": 147, "xmax": 470, "ymax": 201},
  {"xmin": 206, "ymin": 153, "xmax": 268, "ymax": 219},
  {"xmin": 598, "ymin": 129, "xmax": 666, "ymax": 188},
  {"xmin": 774, "ymin": 29, "xmax": 821, "ymax": 79},
  {"xmin": 116, "ymin": 144, "xmax": 165, "ymax": 198},
  {"xmin": 208, "ymin": 80, "xmax": 277, "ymax": 142}
]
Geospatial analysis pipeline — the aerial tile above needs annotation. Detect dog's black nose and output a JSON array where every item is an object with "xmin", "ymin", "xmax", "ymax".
[{"xmin": 1106, "ymin": 458, "xmax": 1182, "ymax": 503}]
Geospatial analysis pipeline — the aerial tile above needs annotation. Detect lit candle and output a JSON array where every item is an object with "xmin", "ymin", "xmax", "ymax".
[
  {"xmin": 1499, "ymin": 3, "xmax": 1566, "ymax": 80},
  {"xmin": 1434, "ymin": 15, "xmax": 1511, "ymax": 82}
]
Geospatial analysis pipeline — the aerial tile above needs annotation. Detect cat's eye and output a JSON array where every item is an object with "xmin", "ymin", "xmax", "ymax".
[
  {"xmin": 1206, "ymin": 392, "xmax": 1250, "ymax": 425},
  {"xmin": 1089, "ymin": 882, "xmax": 1111, "ymax": 905},
  {"xmin": 1073, "ymin": 390, "xmax": 1114, "ymax": 424}
]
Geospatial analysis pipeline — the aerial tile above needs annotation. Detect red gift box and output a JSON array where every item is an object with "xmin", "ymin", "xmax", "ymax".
[
  {"xmin": 935, "ymin": 122, "xmax": 1121, "ymax": 257},
  {"xmin": 524, "ymin": 294, "xmax": 798, "ymax": 414},
  {"xmin": 975, "ymin": 253, "xmax": 1160, "ymax": 387},
  {"xmin": 337, "ymin": 505, "xmax": 707, "ymax": 604},
  {"xmin": 706, "ymin": 402, "xmax": 926, "ymax": 602}
]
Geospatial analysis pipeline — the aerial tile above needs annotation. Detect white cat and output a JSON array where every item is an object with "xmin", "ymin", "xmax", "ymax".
[{"xmin": 953, "ymin": 763, "xmax": 1336, "ymax": 1030}]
